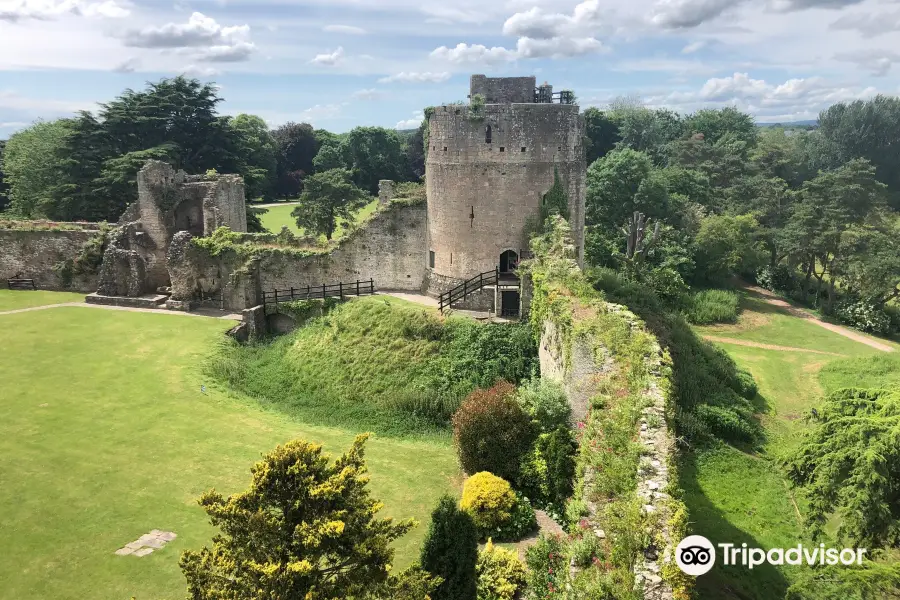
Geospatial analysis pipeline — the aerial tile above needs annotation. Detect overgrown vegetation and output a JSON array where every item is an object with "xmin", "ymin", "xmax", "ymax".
[{"xmin": 206, "ymin": 296, "xmax": 538, "ymax": 438}]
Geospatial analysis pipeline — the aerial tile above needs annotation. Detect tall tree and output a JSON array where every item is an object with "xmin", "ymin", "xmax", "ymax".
[
  {"xmin": 818, "ymin": 95, "xmax": 900, "ymax": 208},
  {"xmin": 585, "ymin": 148, "xmax": 670, "ymax": 233},
  {"xmin": 228, "ymin": 114, "xmax": 278, "ymax": 201},
  {"xmin": 272, "ymin": 122, "xmax": 319, "ymax": 198},
  {"xmin": 582, "ymin": 107, "xmax": 621, "ymax": 167},
  {"xmin": 683, "ymin": 107, "xmax": 757, "ymax": 146},
  {"xmin": 406, "ymin": 121, "xmax": 426, "ymax": 180},
  {"xmin": 3, "ymin": 119, "xmax": 72, "ymax": 218},
  {"xmin": 291, "ymin": 168, "xmax": 370, "ymax": 240},
  {"xmin": 607, "ymin": 97, "xmax": 683, "ymax": 165},
  {"xmin": 343, "ymin": 126, "xmax": 408, "ymax": 193},
  {"xmin": 420, "ymin": 495, "xmax": 478, "ymax": 600},
  {"xmin": 0, "ymin": 139, "xmax": 10, "ymax": 212},
  {"xmin": 180, "ymin": 435, "xmax": 414, "ymax": 600}
]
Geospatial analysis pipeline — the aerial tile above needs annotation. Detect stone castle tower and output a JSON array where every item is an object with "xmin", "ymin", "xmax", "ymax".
[{"xmin": 424, "ymin": 74, "xmax": 586, "ymax": 298}]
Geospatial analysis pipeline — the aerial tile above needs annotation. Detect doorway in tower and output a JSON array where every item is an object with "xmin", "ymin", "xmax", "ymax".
[
  {"xmin": 500, "ymin": 290, "xmax": 521, "ymax": 318},
  {"xmin": 499, "ymin": 250, "xmax": 519, "ymax": 274}
]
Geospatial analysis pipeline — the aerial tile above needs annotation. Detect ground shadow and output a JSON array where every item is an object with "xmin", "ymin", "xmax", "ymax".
[{"xmin": 678, "ymin": 451, "xmax": 794, "ymax": 600}]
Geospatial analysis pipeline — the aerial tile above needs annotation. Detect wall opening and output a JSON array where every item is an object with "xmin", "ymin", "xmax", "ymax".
[
  {"xmin": 429, "ymin": 250, "xmax": 435, "ymax": 268},
  {"xmin": 521, "ymin": 147, "xmax": 526, "ymax": 152},
  {"xmin": 500, "ymin": 147, "xmax": 505, "ymax": 152},
  {"xmin": 499, "ymin": 249, "xmax": 519, "ymax": 274},
  {"xmin": 500, "ymin": 290, "xmax": 521, "ymax": 318},
  {"xmin": 485, "ymin": 125, "xmax": 492, "ymax": 144},
  {"xmin": 173, "ymin": 195, "xmax": 204, "ymax": 237}
]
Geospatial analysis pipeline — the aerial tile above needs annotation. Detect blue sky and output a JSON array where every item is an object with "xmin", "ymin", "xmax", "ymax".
[{"xmin": 1, "ymin": 0, "xmax": 899, "ymax": 138}]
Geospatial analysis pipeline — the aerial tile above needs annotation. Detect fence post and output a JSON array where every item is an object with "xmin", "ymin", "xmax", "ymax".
[
  {"xmin": 369, "ymin": 278, "xmax": 374, "ymax": 294},
  {"xmin": 290, "ymin": 286, "xmax": 294, "ymax": 301},
  {"xmin": 356, "ymin": 280, "xmax": 360, "ymax": 296},
  {"xmin": 306, "ymin": 285, "xmax": 310, "ymax": 300},
  {"xmin": 322, "ymin": 283, "xmax": 326, "ymax": 299},
  {"xmin": 339, "ymin": 282, "xmax": 343, "ymax": 300}
]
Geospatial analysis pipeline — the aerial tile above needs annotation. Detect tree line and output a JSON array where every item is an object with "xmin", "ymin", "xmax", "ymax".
[
  {"xmin": 582, "ymin": 96, "xmax": 900, "ymax": 334},
  {"xmin": 0, "ymin": 76, "xmax": 424, "ymax": 231}
]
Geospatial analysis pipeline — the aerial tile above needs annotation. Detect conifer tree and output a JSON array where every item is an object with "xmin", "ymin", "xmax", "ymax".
[{"xmin": 420, "ymin": 494, "xmax": 478, "ymax": 600}]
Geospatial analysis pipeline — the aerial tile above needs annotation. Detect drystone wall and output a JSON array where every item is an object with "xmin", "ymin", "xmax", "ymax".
[
  {"xmin": 168, "ymin": 200, "xmax": 428, "ymax": 311},
  {"xmin": 0, "ymin": 229, "xmax": 99, "ymax": 292},
  {"xmin": 530, "ymin": 216, "xmax": 686, "ymax": 600}
]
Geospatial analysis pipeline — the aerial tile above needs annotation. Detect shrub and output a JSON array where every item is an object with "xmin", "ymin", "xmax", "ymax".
[
  {"xmin": 475, "ymin": 540, "xmax": 528, "ymax": 600},
  {"xmin": 496, "ymin": 494, "xmax": 538, "ymax": 542},
  {"xmin": 694, "ymin": 404, "xmax": 758, "ymax": 443},
  {"xmin": 525, "ymin": 534, "xmax": 568, "ymax": 600},
  {"xmin": 420, "ymin": 495, "xmax": 478, "ymax": 600},
  {"xmin": 734, "ymin": 368, "xmax": 758, "ymax": 400},
  {"xmin": 835, "ymin": 300, "xmax": 893, "ymax": 334},
  {"xmin": 517, "ymin": 428, "xmax": 577, "ymax": 510},
  {"xmin": 516, "ymin": 378, "xmax": 571, "ymax": 432},
  {"xmin": 681, "ymin": 289, "xmax": 740, "ymax": 325},
  {"xmin": 756, "ymin": 264, "xmax": 795, "ymax": 292},
  {"xmin": 452, "ymin": 382, "xmax": 536, "ymax": 481},
  {"xmin": 460, "ymin": 472, "xmax": 516, "ymax": 534}
]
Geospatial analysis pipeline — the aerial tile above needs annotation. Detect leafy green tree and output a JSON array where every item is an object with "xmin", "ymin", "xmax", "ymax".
[
  {"xmin": 343, "ymin": 126, "xmax": 409, "ymax": 193},
  {"xmin": 607, "ymin": 98, "xmax": 683, "ymax": 165},
  {"xmin": 228, "ymin": 114, "xmax": 278, "ymax": 201},
  {"xmin": 683, "ymin": 107, "xmax": 757, "ymax": 146},
  {"xmin": 750, "ymin": 126, "xmax": 814, "ymax": 188},
  {"xmin": 2, "ymin": 119, "xmax": 72, "ymax": 217},
  {"xmin": 180, "ymin": 434, "xmax": 415, "ymax": 600},
  {"xmin": 313, "ymin": 140, "xmax": 350, "ymax": 173},
  {"xmin": 783, "ymin": 159, "xmax": 888, "ymax": 311},
  {"xmin": 272, "ymin": 121, "xmax": 319, "ymax": 198},
  {"xmin": 541, "ymin": 167, "xmax": 569, "ymax": 221},
  {"xmin": 692, "ymin": 214, "xmax": 764, "ymax": 284},
  {"xmin": 586, "ymin": 148, "xmax": 670, "ymax": 233},
  {"xmin": 406, "ymin": 121, "xmax": 427, "ymax": 180},
  {"xmin": 291, "ymin": 168, "xmax": 370, "ymax": 240},
  {"xmin": 420, "ymin": 495, "xmax": 478, "ymax": 600},
  {"xmin": 0, "ymin": 139, "xmax": 10, "ymax": 212},
  {"xmin": 583, "ymin": 107, "xmax": 621, "ymax": 167},
  {"xmin": 819, "ymin": 95, "xmax": 900, "ymax": 208},
  {"xmin": 50, "ymin": 76, "xmax": 237, "ymax": 221},
  {"xmin": 785, "ymin": 388, "xmax": 900, "ymax": 549}
]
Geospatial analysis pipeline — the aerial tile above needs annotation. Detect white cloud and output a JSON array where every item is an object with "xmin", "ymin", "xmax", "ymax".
[
  {"xmin": 351, "ymin": 88, "xmax": 384, "ymax": 100},
  {"xmin": 195, "ymin": 42, "xmax": 256, "ymax": 62},
  {"xmin": 642, "ymin": 72, "xmax": 879, "ymax": 120},
  {"xmin": 830, "ymin": 9, "xmax": 900, "ymax": 36},
  {"xmin": 112, "ymin": 56, "xmax": 139, "ymax": 72},
  {"xmin": 649, "ymin": 0, "xmax": 868, "ymax": 29},
  {"xmin": 501, "ymin": 0, "xmax": 603, "ymax": 38},
  {"xmin": 421, "ymin": 6, "xmax": 488, "ymax": 24},
  {"xmin": 123, "ymin": 12, "xmax": 249, "ymax": 48},
  {"xmin": 681, "ymin": 40, "xmax": 707, "ymax": 53},
  {"xmin": 298, "ymin": 103, "xmax": 342, "ymax": 123},
  {"xmin": 181, "ymin": 64, "xmax": 221, "ymax": 77},
  {"xmin": 0, "ymin": 0, "xmax": 130, "ymax": 21},
  {"xmin": 323, "ymin": 24, "xmax": 366, "ymax": 34},
  {"xmin": 378, "ymin": 71, "xmax": 451, "ymax": 83},
  {"xmin": 396, "ymin": 109, "xmax": 424, "ymax": 129},
  {"xmin": 431, "ymin": 36, "xmax": 604, "ymax": 64},
  {"xmin": 834, "ymin": 49, "xmax": 900, "ymax": 77},
  {"xmin": 310, "ymin": 46, "xmax": 344, "ymax": 66}
]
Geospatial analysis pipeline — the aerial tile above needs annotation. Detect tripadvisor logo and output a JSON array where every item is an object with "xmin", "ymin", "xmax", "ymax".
[{"xmin": 675, "ymin": 536, "xmax": 867, "ymax": 576}]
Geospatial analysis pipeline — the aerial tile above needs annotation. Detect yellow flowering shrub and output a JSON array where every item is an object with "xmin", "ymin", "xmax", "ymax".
[
  {"xmin": 460, "ymin": 472, "xmax": 516, "ymax": 532},
  {"xmin": 476, "ymin": 539, "xmax": 527, "ymax": 600}
]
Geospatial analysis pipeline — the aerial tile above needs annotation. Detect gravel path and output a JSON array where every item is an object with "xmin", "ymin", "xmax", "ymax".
[
  {"xmin": 0, "ymin": 302, "xmax": 241, "ymax": 320},
  {"xmin": 744, "ymin": 285, "xmax": 895, "ymax": 353}
]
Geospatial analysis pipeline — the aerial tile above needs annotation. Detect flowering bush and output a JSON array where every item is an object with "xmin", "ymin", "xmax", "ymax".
[
  {"xmin": 476, "ymin": 539, "xmax": 527, "ymax": 600},
  {"xmin": 525, "ymin": 534, "xmax": 567, "ymax": 600},
  {"xmin": 835, "ymin": 300, "xmax": 893, "ymax": 334}
]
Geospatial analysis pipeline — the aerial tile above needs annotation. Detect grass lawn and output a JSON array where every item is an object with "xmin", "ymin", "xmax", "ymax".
[
  {"xmin": 683, "ymin": 294, "xmax": 891, "ymax": 599},
  {"xmin": 258, "ymin": 199, "xmax": 379, "ymax": 240},
  {"xmin": 0, "ymin": 289, "xmax": 87, "ymax": 311},
  {"xmin": 0, "ymin": 300, "xmax": 459, "ymax": 600}
]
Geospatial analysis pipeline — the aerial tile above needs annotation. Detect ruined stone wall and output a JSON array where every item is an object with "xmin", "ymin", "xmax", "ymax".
[
  {"xmin": 168, "ymin": 201, "xmax": 427, "ymax": 311},
  {"xmin": 425, "ymin": 102, "xmax": 585, "ymax": 292},
  {"xmin": 0, "ymin": 229, "xmax": 98, "ymax": 292},
  {"xmin": 470, "ymin": 74, "xmax": 536, "ymax": 103}
]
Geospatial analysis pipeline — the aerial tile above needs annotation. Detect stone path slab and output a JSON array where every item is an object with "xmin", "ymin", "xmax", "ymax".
[{"xmin": 115, "ymin": 530, "xmax": 177, "ymax": 557}]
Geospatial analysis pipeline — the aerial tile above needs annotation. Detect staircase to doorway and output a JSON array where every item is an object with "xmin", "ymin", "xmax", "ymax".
[{"xmin": 438, "ymin": 268, "xmax": 521, "ymax": 314}]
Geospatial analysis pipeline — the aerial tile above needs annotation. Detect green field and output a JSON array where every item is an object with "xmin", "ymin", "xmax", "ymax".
[
  {"xmin": 0, "ymin": 289, "xmax": 86, "ymax": 311},
  {"xmin": 258, "ymin": 199, "xmax": 379, "ymax": 240},
  {"xmin": 684, "ymin": 292, "xmax": 895, "ymax": 599},
  {"xmin": 0, "ymin": 293, "xmax": 459, "ymax": 600}
]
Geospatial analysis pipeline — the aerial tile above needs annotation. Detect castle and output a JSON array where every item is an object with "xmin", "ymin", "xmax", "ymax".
[{"xmin": 1, "ymin": 74, "xmax": 587, "ymax": 323}]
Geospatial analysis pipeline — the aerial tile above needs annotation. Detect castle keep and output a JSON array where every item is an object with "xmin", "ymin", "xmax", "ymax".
[
  {"xmin": 2, "ymin": 74, "xmax": 586, "ymax": 321},
  {"xmin": 425, "ymin": 75, "xmax": 586, "ymax": 304}
]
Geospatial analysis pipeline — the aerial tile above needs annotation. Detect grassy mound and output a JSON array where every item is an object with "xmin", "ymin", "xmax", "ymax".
[{"xmin": 206, "ymin": 296, "xmax": 538, "ymax": 438}]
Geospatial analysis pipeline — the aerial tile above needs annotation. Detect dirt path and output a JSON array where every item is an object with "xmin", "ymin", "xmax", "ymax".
[
  {"xmin": 254, "ymin": 201, "xmax": 300, "ymax": 208},
  {"xmin": 377, "ymin": 291, "xmax": 440, "ymax": 308},
  {"xmin": 701, "ymin": 335, "xmax": 847, "ymax": 356},
  {"xmin": 0, "ymin": 302, "xmax": 241, "ymax": 320},
  {"xmin": 744, "ymin": 285, "xmax": 895, "ymax": 353}
]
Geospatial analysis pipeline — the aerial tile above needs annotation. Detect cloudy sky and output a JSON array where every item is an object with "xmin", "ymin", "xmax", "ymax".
[{"xmin": 1, "ymin": 0, "xmax": 899, "ymax": 138}]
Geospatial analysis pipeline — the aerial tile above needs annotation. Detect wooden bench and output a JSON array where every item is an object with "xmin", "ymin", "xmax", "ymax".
[{"xmin": 7, "ymin": 278, "xmax": 36, "ymax": 290}]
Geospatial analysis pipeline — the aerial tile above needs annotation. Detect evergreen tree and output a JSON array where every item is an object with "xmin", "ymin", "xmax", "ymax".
[
  {"xmin": 420, "ymin": 494, "xmax": 478, "ymax": 600},
  {"xmin": 180, "ymin": 434, "xmax": 414, "ymax": 600},
  {"xmin": 541, "ymin": 167, "xmax": 569, "ymax": 221},
  {"xmin": 291, "ymin": 168, "xmax": 370, "ymax": 240}
]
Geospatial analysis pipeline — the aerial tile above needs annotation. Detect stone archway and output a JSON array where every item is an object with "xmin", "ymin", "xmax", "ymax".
[{"xmin": 499, "ymin": 249, "xmax": 519, "ymax": 274}]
